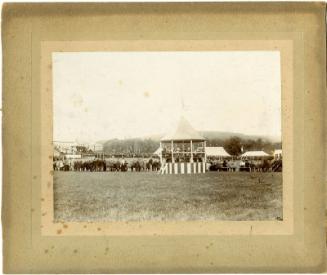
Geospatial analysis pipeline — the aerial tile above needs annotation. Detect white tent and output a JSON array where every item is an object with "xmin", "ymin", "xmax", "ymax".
[
  {"xmin": 65, "ymin": 154, "xmax": 82, "ymax": 159},
  {"xmin": 205, "ymin": 147, "xmax": 231, "ymax": 157},
  {"xmin": 153, "ymin": 147, "xmax": 162, "ymax": 156},
  {"xmin": 241, "ymin": 150, "xmax": 270, "ymax": 158}
]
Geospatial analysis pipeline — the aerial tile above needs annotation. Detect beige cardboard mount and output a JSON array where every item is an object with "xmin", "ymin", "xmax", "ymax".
[{"xmin": 2, "ymin": 3, "xmax": 326, "ymax": 273}]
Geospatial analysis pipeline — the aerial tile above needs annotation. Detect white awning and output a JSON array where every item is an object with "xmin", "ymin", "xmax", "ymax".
[
  {"xmin": 241, "ymin": 151, "xmax": 270, "ymax": 157},
  {"xmin": 65, "ymin": 154, "xmax": 82, "ymax": 159},
  {"xmin": 153, "ymin": 147, "xmax": 163, "ymax": 156},
  {"xmin": 205, "ymin": 147, "xmax": 231, "ymax": 157}
]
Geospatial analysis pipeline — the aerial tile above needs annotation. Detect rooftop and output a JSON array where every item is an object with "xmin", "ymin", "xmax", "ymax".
[
  {"xmin": 205, "ymin": 147, "xmax": 231, "ymax": 157},
  {"xmin": 161, "ymin": 116, "xmax": 205, "ymax": 142}
]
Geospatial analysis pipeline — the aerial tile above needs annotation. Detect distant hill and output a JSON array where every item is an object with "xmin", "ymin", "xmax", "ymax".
[
  {"xmin": 99, "ymin": 131, "xmax": 280, "ymax": 144},
  {"xmin": 199, "ymin": 131, "xmax": 281, "ymax": 143},
  {"xmin": 99, "ymin": 131, "xmax": 281, "ymax": 156},
  {"xmin": 138, "ymin": 131, "xmax": 280, "ymax": 143}
]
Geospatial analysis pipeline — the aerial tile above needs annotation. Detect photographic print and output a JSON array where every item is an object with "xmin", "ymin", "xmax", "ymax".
[
  {"xmin": 52, "ymin": 50, "xmax": 283, "ymax": 223},
  {"xmin": 5, "ymin": 3, "xmax": 326, "ymax": 272}
]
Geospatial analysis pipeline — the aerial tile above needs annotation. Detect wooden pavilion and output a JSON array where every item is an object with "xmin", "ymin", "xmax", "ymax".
[{"xmin": 159, "ymin": 117, "xmax": 206, "ymax": 174}]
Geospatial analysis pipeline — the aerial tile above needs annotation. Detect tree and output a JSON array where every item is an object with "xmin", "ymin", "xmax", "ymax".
[
  {"xmin": 75, "ymin": 145, "xmax": 89, "ymax": 153},
  {"xmin": 224, "ymin": 136, "xmax": 242, "ymax": 156}
]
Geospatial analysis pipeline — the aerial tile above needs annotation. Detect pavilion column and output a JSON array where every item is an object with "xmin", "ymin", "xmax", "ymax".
[
  {"xmin": 171, "ymin": 140, "xmax": 175, "ymax": 163},
  {"xmin": 159, "ymin": 141, "xmax": 163, "ymax": 164},
  {"xmin": 190, "ymin": 140, "xmax": 193, "ymax": 163},
  {"xmin": 204, "ymin": 140, "xmax": 207, "ymax": 163}
]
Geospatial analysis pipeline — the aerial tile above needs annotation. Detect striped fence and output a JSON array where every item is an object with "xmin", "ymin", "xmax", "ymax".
[{"xmin": 160, "ymin": 162, "xmax": 206, "ymax": 174}]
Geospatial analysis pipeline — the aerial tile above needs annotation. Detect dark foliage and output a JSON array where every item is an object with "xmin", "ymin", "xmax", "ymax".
[
  {"xmin": 101, "ymin": 136, "xmax": 281, "ymax": 156},
  {"xmin": 103, "ymin": 138, "xmax": 159, "ymax": 156}
]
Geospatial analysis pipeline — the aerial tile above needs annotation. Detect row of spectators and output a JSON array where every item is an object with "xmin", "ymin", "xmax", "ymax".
[{"xmin": 53, "ymin": 158, "xmax": 161, "ymax": 172}]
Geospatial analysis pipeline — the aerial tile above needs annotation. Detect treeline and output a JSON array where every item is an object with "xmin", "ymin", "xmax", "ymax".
[
  {"xmin": 208, "ymin": 136, "xmax": 281, "ymax": 156},
  {"xmin": 100, "ymin": 136, "xmax": 281, "ymax": 156},
  {"xmin": 103, "ymin": 138, "xmax": 159, "ymax": 155}
]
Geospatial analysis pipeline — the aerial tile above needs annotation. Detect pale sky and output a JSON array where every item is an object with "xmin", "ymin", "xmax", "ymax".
[{"xmin": 53, "ymin": 51, "xmax": 281, "ymax": 143}]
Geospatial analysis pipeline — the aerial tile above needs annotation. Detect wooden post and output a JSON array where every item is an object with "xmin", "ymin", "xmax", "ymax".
[
  {"xmin": 204, "ymin": 140, "xmax": 207, "ymax": 164},
  {"xmin": 190, "ymin": 140, "xmax": 193, "ymax": 163},
  {"xmin": 159, "ymin": 141, "xmax": 163, "ymax": 165}
]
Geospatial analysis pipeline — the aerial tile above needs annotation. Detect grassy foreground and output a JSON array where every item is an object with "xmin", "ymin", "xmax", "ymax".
[{"xmin": 53, "ymin": 171, "xmax": 282, "ymax": 222}]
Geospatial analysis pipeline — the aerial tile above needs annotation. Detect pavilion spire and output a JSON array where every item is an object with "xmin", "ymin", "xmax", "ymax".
[
  {"xmin": 179, "ymin": 90, "xmax": 188, "ymax": 118},
  {"xmin": 161, "ymin": 116, "xmax": 205, "ymax": 141}
]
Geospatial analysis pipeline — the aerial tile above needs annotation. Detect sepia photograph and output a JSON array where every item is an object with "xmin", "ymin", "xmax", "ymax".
[
  {"xmin": 3, "ymin": 3, "xmax": 326, "ymax": 272},
  {"xmin": 52, "ymin": 51, "xmax": 283, "ymax": 223}
]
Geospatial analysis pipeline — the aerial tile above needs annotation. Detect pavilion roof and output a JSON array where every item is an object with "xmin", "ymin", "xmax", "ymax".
[{"xmin": 161, "ymin": 117, "xmax": 205, "ymax": 142}]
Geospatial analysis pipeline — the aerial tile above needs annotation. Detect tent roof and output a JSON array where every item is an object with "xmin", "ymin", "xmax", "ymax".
[
  {"xmin": 53, "ymin": 147, "xmax": 62, "ymax": 156},
  {"xmin": 161, "ymin": 117, "xmax": 205, "ymax": 141},
  {"xmin": 205, "ymin": 147, "xmax": 231, "ymax": 157},
  {"xmin": 153, "ymin": 147, "xmax": 162, "ymax": 156},
  {"xmin": 241, "ymin": 150, "xmax": 270, "ymax": 157}
]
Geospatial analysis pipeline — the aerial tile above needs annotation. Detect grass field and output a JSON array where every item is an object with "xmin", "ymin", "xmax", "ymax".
[{"xmin": 53, "ymin": 171, "xmax": 282, "ymax": 222}]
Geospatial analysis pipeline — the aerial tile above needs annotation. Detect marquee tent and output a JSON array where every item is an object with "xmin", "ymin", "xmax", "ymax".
[
  {"xmin": 205, "ymin": 147, "xmax": 231, "ymax": 158},
  {"xmin": 153, "ymin": 147, "xmax": 162, "ymax": 156},
  {"xmin": 241, "ymin": 150, "xmax": 270, "ymax": 158}
]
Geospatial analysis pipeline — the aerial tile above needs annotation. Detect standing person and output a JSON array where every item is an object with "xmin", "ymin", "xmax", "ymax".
[{"xmin": 59, "ymin": 160, "xmax": 64, "ymax": 170}]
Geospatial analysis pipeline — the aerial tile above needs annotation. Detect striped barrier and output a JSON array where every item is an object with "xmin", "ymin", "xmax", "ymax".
[{"xmin": 160, "ymin": 162, "xmax": 206, "ymax": 174}]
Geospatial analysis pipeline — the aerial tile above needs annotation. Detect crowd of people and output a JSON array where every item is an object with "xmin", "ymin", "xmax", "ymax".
[
  {"xmin": 207, "ymin": 159, "xmax": 282, "ymax": 172},
  {"xmin": 53, "ymin": 157, "xmax": 161, "ymax": 172},
  {"xmin": 53, "ymin": 156, "xmax": 282, "ymax": 173}
]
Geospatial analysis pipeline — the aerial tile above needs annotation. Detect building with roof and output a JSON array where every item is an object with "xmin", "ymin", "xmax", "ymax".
[
  {"xmin": 241, "ymin": 150, "xmax": 270, "ymax": 159},
  {"xmin": 153, "ymin": 147, "xmax": 162, "ymax": 157},
  {"xmin": 54, "ymin": 141, "xmax": 78, "ymax": 154},
  {"xmin": 273, "ymin": 149, "xmax": 282, "ymax": 160},
  {"xmin": 205, "ymin": 147, "xmax": 231, "ymax": 159},
  {"xmin": 159, "ymin": 116, "xmax": 206, "ymax": 174},
  {"xmin": 53, "ymin": 147, "xmax": 62, "ymax": 159},
  {"xmin": 90, "ymin": 142, "xmax": 104, "ymax": 153}
]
